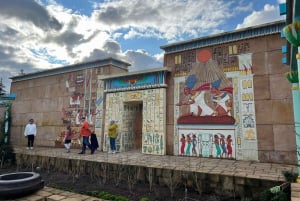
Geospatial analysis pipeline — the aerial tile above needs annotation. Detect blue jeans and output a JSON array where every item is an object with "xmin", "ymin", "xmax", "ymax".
[
  {"xmin": 81, "ymin": 136, "xmax": 92, "ymax": 153},
  {"xmin": 110, "ymin": 138, "xmax": 116, "ymax": 151}
]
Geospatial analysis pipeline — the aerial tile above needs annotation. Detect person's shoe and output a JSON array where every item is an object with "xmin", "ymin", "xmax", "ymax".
[
  {"xmin": 67, "ymin": 149, "xmax": 70, "ymax": 153},
  {"xmin": 112, "ymin": 150, "xmax": 116, "ymax": 154},
  {"xmin": 108, "ymin": 150, "xmax": 112, "ymax": 154},
  {"xmin": 26, "ymin": 147, "xmax": 29, "ymax": 150},
  {"xmin": 91, "ymin": 149, "xmax": 95, "ymax": 154},
  {"xmin": 30, "ymin": 147, "xmax": 34, "ymax": 150},
  {"xmin": 78, "ymin": 151, "xmax": 85, "ymax": 154}
]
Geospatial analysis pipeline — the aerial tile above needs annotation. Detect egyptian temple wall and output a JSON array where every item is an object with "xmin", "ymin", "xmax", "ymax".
[
  {"xmin": 163, "ymin": 33, "xmax": 295, "ymax": 164},
  {"xmin": 9, "ymin": 64, "xmax": 127, "ymax": 148}
]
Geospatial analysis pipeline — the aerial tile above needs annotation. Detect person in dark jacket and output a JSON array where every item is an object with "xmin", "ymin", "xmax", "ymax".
[{"xmin": 90, "ymin": 131, "xmax": 99, "ymax": 151}]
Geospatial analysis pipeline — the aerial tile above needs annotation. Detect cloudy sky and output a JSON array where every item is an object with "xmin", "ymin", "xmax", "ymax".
[{"xmin": 0, "ymin": 0, "xmax": 285, "ymax": 93}]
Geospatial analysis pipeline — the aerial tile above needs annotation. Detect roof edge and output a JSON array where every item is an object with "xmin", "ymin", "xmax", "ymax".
[
  {"xmin": 10, "ymin": 57, "xmax": 131, "ymax": 82},
  {"xmin": 160, "ymin": 20, "xmax": 285, "ymax": 53}
]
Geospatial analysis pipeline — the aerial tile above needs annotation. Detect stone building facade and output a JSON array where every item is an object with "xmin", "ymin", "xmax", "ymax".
[
  {"xmin": 9, "ymin": 58, "xmax": 130, "ymax": 149},
  {"xmin": 9, "ymin": 20, "xmax": 296, "ymax": 164}
]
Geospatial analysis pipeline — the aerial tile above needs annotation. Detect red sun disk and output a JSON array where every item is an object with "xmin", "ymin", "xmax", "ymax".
[{"xmin": 197, "ymin": 49, "xmax": 212, "ymax": 63}]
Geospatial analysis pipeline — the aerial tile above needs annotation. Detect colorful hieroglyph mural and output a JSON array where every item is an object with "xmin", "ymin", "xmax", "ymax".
[
  {"xmin": 103, "ymin": 71, "xmax": 167, "ymax": 155},
  {"xmin": 178, "ymin": 128, "xmax": 235, "ymax": 159},
  {"xmin": 174, "ymin": 46, "xmax": 258, "ymax": 161},
  {"xmin": 55, "ymin": 69, "xmax": 102, "ymax": 147}
]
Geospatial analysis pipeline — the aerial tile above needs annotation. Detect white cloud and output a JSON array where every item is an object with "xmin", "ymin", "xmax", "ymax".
[
  {"xmin": 92, "ymin": 0, "xmax": 238, "ymax": 40},
  {"xmin": 0, "ymin": 0, "xmax": 284, "ymax": 93},
  {"xmin": 236, "ymin": 4, "xmax": 284, "ymax": 29}
]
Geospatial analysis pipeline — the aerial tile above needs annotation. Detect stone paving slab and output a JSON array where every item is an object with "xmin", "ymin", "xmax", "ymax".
[
  {"xmin": 13, "ymin": 146, "xmax": 298, "ymax": 183},
  {"xmin": 4, "ymin": 187, "xmax": 106, "ymax": 201}
]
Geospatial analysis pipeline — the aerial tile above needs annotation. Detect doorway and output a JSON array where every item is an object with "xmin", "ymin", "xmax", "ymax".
[{"xmin": 123, "ymin": 102, "xmax": 143, "ymax": 151}]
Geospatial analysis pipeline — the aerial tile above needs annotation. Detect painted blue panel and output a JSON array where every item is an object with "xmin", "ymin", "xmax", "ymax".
[
  {"xmin": 279, "ymin": 3, "xmax": 286, "ymax": 15},
  {"xmin": 107, "ymin": 72, "xmax": 163, "ymax": 89},
  {"xmin": 295, "ymin": 0, "xmax": 300, "ymax": 21},
  {"xmin": 282, "ymin": 45, "xmax": 287, "ymax": 53},
  {"xmin": 282, "ymin": 57, "xmax": 287, "ymax": 64},
  {"xmin": 1, "ymin": 94, "xmax": 16, "ymax": 99},
  {"xmin": 281, "ymin": 30, "xmax": 286, "ymax": 38}
]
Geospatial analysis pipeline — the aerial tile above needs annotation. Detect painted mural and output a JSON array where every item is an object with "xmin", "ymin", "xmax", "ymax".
[
  {"xmin": 173, "ymin": 44, "xmax": 258, "ymax": 161},
  {"xmin": 178, "ymin": 129, "xmax": 235, "ymax": 159},
  {"xmin": 175, "ymin": 52, "xmax": 234, "ymax": 124},
  {"xmin": 55, "ymin": 69, "xmax": 101, "ymax": 148}
]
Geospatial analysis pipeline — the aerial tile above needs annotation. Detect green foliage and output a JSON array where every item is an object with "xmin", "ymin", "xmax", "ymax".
[
  {"xmin": 284, "ymin": 71, "xmax": 299, "ymax": 84},
  {"xmin": 0, "ymin": 106, "xmax": 15, "ymax": 168},
  {"xmin": 260, "ymin": 189, "xmax": 289, "ymax": 201},
  {"xmin": 0, "ymin": 144, "xmax": 15, "ymax": 168},
  {"xmin": 139, "ymin": 197, "xmax": 150, "ymax": 201},
  {"xmin": 283, "ymin": 170, "xmax": 298, "ymax": 182},
  {"xmin": 87, "ymin": 191, "xmax": 131, "ymax": 201},
  {"xmin": 260, "ymin": 183, "xmax": 290, "ymax": 201},
  {"xmin": 241, "ymin": 197, "xmax": 252, "ymax": 201},
  {"xmin": 48, "ymin": 183, "xmax": 74, "ymax": 192}
]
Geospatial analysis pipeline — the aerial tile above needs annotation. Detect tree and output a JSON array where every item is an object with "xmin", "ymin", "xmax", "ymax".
[{"xmin": 0, "ymin": 78, "xmax": 6, "ymax": 96}]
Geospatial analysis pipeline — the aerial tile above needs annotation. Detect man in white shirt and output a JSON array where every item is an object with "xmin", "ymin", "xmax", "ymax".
[{"xmin": 24, "ymin": 119, "xmax": 37, "ymax": 150}]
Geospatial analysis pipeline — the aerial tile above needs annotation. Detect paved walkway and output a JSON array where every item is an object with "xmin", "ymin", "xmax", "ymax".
[
  {"xmin": 8, "ymin": 186, "xmax": 105, "ymax": 201},
  {"xmin": 13, "ymin": 146, "xmax": 298, "ymax": 182}
]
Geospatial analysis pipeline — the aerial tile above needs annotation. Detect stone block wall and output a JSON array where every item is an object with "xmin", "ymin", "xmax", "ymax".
[
  {"xmin": 10, "ymin": 73, "xmax": 73, "ymax": 147},
  {"xmin": 15, "ymin": 153, "xmax": 284, "ymax": 200}
]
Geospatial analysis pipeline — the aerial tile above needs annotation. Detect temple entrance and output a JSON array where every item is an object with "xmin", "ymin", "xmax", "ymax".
[
  {"xmin": 123, "ymin": 101, "xmax": 143, "ymax": 151},
  {"xmin": 103, "ymin": 87, "xmax": 167, "ymax": 155}
]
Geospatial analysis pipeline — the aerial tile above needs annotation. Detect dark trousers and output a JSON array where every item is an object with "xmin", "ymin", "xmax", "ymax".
[
  {"xmin": 81, "ymin": 136, "xmax": 92, "ymax": 153},
  {"xmin": 27, "ymin": 135, "xmax": 35, "ymax": 147}
]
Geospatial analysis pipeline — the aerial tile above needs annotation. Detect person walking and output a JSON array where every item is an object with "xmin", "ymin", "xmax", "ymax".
[
  {"xmin": 78, "ymin": 116, "xmax": 95, "ymax": 154},
  {"xmin": 24, "ymin": 118, "xmax": 37, "ymax": 150},
  {"xmin": 64, "ymin": 125, "xmax": 72, "ymax": 153},
  {"xmin": 108, "ymin": 120, "xmax": 118, "ymax": 154}
]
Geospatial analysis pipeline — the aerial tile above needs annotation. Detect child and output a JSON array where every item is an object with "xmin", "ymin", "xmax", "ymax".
[{"xmin": 64, "ymin": 125, "xmax": 72, "ymax": 153}]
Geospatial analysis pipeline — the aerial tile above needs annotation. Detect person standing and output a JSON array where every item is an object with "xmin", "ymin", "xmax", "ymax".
[
  {"xmin": 108, "ymin": 120, "xmax": 118, "ymax": 154},
  {"xmin": 24, "ymin": 118, "xmax": 37, "ymax": 150},
  {"xmin": 64, "ymin": 125, "xmax": 72, "ymax": 153},
  {"xmin": 90, "ymin": 131, "xmax": 99, "ymax": 152},
  {"xmin": 78, "ymin": 116, "xmax": 94, "ymax": 155}
]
